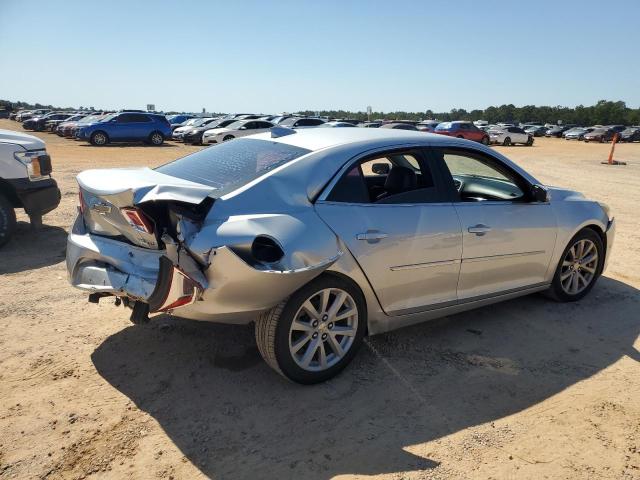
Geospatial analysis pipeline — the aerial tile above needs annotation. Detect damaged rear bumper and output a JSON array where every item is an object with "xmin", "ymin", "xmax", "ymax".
[{"xmin": 66, "ymin": 215, "xmax": 339, "ymax": 324}]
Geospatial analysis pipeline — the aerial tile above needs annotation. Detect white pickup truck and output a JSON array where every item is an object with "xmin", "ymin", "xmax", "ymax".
[{"xmin": 0, "ymin": 129, "xmax": 61, "ymax": 246}]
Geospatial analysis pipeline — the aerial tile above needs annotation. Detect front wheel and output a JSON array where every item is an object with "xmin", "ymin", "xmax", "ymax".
[
  {"xmin": 503, "ymin": 137, "xmax": 511, "ymax": 146},
  {"xmin": 481, "ymin": 136, "xmax": 489, "ymax": 145},
  {"xmin": 222, "ymin": 135, "xmax": 235, "ymax": 142},
  {"xmin": 526, "ymin": 136, "xmax": 534, "ymax": 146},
  {"xmin": 548, "ymin": 228, "xmax": 604, "ymax": 302},
  {"xmin": 255, "ymin": 274, "xmax": 366, "ymax": 384},
  {"xmin": 0, "ymin": 193, "xmax": 17, "ymax": 248}
]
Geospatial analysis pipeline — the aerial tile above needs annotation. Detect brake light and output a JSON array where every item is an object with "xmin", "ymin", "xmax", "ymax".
[
  {"xmin": 121, "ymin": 207, "xmax": 154, "ymax": 234},
  {"xmin": 78, "ymin": 190, "xmax": 86, "ymax": 214}
]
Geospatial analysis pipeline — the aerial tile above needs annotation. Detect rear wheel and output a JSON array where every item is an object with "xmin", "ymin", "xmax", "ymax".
[
  {"xmin": 255, "ymin": 274, "xmax": 366, "ymax": 384},
  {"xmin": 503, "ymin": 137, "xmax": 511, "ymax": 146},
  {"xmin": 90, "ymin": 131, "xmax": 109, "ymax": 146},
  {"xmin": 149, "ymin": 131, "xmax": 164, "ymax": 146},
  {"xmin": 526, "ymin": 136, "xmax": 534, "ymax": 146},
  {"xmin": 0, "ymin": 193, "xmax": 17, "ymax": 248},
  {"xmin": 548, "ymin": 228, "xmax": 604, "ymax": 302}
]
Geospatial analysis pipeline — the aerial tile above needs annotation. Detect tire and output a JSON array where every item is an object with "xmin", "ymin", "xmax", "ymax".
[
  {"xmin": 481, "ymin": 136, "xmax": 489, "ymax": 145},
  {"xmin": 0, "ymin": 193, "xmax": 17, "ymax": 248},
  {"xmin": 503, "ymin": 137, "xmax": 511, "ymax": 146},
  {"xmin": 526, "ymin": 136, "xmax": 534, "ymax": 146},
  {"xmin": 148, "ymin": 131, "xmax": 164, "ymax": 146},
  {"xmin": 547, "ymin": 228, "xmax": 604, "ymax": 302},
  {"xmin": 222, "ymin": 135, "xmax": 235, "ymax": 142},
  {"xmin": 90, "ymin": 131, "xmax": 109, "ymax": 146},
  {"xmin": 255, "ymin": 274, "xmax": 367, "ymax": 384}
]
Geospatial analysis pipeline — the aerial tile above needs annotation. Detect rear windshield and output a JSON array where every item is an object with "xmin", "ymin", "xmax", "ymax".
[
  {"xmin": 435, "ymin": 122, "xmax": 451, "ymax": 130},
  {"xmin": 155, "ymin": 138, "xmax": 311, "ymax": 197}
]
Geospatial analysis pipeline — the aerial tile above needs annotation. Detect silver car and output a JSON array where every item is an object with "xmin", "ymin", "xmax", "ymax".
[{"xmin": 66, "ymin": 128, "xmax": 615, "ymax": 383}]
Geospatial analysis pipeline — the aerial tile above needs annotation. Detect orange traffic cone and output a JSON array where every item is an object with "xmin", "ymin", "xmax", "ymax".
[{"xmin": 601, "ymin": 133, "xmax": 626, "ymax": 165}]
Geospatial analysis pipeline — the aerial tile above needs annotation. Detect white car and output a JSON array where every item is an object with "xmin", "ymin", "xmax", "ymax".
[
  {"xmin": 202, "ymin": 119, "xmax": 274, "ymax": 144},
  {"xmin": 171, "ymin": 117, "xmax": 217, "ymax": 141},
  {"xmin": 489, "ymin": 126, "xmax": 533, "ymax": 146}
]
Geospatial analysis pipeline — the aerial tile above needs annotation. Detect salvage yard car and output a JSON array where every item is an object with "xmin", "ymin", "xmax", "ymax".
[
  {"xmin": 0, "ymin": 129, "xmax": 61, "ymax": 246},
  {"xmin": 66, "ymin": 128, "xmax": 615, "ymax": 383},
  {"xmin": 489, "ymin": 126, "xmax": 534, "ymax": 146},
  {"xmin": 75, "ymin": 111, "xmax": 172, "ymax": 146}
]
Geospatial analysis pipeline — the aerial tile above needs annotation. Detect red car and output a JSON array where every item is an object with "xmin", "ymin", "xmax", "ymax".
[{"xmin": 434, "ymin": 121, "xmax": 490, "ymax": 145}]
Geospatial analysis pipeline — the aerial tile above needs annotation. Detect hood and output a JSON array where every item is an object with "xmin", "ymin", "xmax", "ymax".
[
  {"xmin": 0, "ymin": 128, "xmax": 46, "ymax": 150},
  {"xmin": 77, "ymin": 167, "xmax": 216, "ymax": 206},
  {"xmin": 546, "ymin": 186, "xmax": 585, "ymax": 201}
]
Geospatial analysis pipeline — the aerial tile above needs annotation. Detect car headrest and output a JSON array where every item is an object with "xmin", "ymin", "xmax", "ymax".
[{"xmin": 384, "ymin": 166, "xmax": 417, "ymax": 193}]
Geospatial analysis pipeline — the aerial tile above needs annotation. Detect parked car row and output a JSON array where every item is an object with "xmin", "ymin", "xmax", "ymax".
[{"xmin": 10, "ymin": 108, "xmax": 640, "ymax": 147}]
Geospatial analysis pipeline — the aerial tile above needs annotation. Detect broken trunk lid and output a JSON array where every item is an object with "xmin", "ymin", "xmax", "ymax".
[
  {"xmin": 77, "ymin": 168, "xmax": 217, "ymax": 249},
  {"xmin": 77, "ymin": 167, "xmax": 217, "ymax": 206}
]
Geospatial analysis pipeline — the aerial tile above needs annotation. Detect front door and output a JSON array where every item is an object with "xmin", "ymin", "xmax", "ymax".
[
  {"xmin": 430, "ymin": 147, "xmax": 557, "ymax": 300},
  {"xmin": 315, "ymin": 149, "xmax": 462, "ymax": 315}
]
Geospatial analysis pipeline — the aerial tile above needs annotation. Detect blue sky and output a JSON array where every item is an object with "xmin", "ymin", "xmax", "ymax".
[{"xmin": 1, "ymin": 0, "xmax": 639, "ymax": 113}]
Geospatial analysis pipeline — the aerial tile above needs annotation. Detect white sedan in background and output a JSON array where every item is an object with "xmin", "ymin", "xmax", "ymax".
[
  {"xmin": 202, "ymin": 120, "xmax": 275, "ymax": 144},
  {"xmin": 489, "ymin": 126, "xmax": 533, "ymax": 146},
  {"xmin": 171, "ymin": 117, "xmax": 217, "ymax": 141}
]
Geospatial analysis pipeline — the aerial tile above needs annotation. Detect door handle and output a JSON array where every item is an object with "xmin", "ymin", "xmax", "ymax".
[
  {"xmin": 468, "ymin": 224, "xmax": 491, "ymax": 236},
  {"xmin": 356, "ymin": 230, "xmax": 388, "ymax": 243}
]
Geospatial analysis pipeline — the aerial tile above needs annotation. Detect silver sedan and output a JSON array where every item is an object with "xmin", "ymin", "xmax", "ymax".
[{"xmin": 66, "ymin": 127, "xmax": 615, "ymax": 383}]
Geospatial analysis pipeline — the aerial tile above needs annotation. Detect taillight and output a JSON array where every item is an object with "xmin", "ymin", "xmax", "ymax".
[
  {"xmin": 78, "ymin": 190, "xmax": 86, "ymax": 214},
  {"xmin": 121, "ymin": 207, "xmax": 154, "ymax": 234}
]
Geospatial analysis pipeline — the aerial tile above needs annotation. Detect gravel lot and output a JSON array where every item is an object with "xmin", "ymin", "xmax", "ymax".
[{"xmin": 1, "ymin": 119, "xmax": 639, "ymax": 480}]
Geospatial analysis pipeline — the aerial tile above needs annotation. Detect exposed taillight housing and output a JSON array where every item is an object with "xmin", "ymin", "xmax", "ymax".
[
  {"xmin": 78, "ymin": 190, "xmax": 86, "ymax": 214},
  {"xmin": 121, "ymin": 207, "xmax": 154, "ymax": 234}
]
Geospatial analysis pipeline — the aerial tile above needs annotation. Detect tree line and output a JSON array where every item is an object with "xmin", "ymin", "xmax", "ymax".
[
  {"xmin": 300, "ymin": 100, "xmax": 640, "ymax": 125},
  {"xmin": 3, "ymin": 99, "xmax": 639, "ymax": 126}
]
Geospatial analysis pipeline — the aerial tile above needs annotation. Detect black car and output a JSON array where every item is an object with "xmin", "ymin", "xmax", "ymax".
[
  {"xmin": 545, "ymin": 125, "xmax": 575, "ymax": 138},
  {"xmin": 619, "ymin": 127, "xmax": 640, "ymax": 142},
  {"xmin": 182, "ymin": 118, "xmax": 238, "ymax": 145},
  {"xmin": 380, "ymin": 122, "xmax": 418, "ymax": 131},
  {"xmin": 524, "ymin": 125, "xmax": 548, "ymax": 137},
  {"xmin": 23, "ymin": 112, "xmax": 73, "ymax": 131}
]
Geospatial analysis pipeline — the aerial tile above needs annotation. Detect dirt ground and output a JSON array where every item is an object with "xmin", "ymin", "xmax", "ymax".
[{"xmin": 0, "ymin": 119, "xmax": 639, "ymax": 480}]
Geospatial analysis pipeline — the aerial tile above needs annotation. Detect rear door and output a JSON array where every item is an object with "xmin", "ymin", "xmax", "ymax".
[
  {"xmin": 429, "ymin": 147, "xmax": 557, "ymax": 300},
  {"xmin": 315, "ymin": 148, "xmax": 462, "ymax": 315}
]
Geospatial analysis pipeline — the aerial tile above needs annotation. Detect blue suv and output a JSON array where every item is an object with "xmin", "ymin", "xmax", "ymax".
[{"xmin": 76, "ymin": 112, "xmax": 172, "ymax": 146}]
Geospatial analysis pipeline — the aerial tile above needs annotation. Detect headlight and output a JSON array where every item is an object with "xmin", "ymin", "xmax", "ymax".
[{"xmin": 14, "ymin": 149, "xmax": 51, "ymax": 180}]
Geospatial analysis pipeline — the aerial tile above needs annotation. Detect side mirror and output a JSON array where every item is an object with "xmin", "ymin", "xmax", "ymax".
[
  {"xmin": 372, "ymin": 163, "xmax": 390, "ymax": 175},
  {"xmin": 531, "ymin": 184, "xmax": 549, "ymax": 202}
]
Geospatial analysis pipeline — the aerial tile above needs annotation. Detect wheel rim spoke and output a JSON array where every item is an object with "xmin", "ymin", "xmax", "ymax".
[
  {"xmin": 292, "ymin": 319, "xmax": 314, "ymax": 332},
  {"xmin": 331, "ymin": 325, "xmax": 356, "ymax": 337},
  {"xmin": 300, "ymin": 338, "xmax": 320, "ymax": 368},
  {"xmin": 327, "ymin": 333, "xmax": 344, "ymax": 357},
  {"xmin": 291, "ymin": 334, "xmax": 311, "ymax": 353}
]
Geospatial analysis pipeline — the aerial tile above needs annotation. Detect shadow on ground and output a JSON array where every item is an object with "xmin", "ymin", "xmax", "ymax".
[
  {"xmin": 0, "ymin": 222, "xmax": 67, "ymax": 274},
  {"xmin": 92, "ymin": 277, "xmax": 640, "ymax": 479}
]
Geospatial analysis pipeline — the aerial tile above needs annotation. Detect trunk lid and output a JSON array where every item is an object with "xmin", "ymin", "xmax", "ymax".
[{"xmin": 77, "ymin": 167, "xmax": 215, "ymax": 249}]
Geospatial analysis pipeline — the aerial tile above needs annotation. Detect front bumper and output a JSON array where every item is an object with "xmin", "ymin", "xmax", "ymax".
[
  {"xmin": 603, "ymin": 217, "xmax": 616, "ymax": 272},
  {"xmin": 10, "ymin": 178, "xmax": 61, "ymax": 216}
]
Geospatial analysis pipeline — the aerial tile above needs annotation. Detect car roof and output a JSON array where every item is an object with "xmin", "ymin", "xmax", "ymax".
[{"xmin": 251, "ymin": 125, "xmax": 459, "ymax": 151}]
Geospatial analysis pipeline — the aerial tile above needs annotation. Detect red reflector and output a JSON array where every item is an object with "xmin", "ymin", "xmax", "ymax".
[
  {"xmin": 121, "ymin": 208, "xmax": 154, "ymax": 234},
  {"xmin": 78, "ymin": 190, "xmax": 85, "ymax": 214}
]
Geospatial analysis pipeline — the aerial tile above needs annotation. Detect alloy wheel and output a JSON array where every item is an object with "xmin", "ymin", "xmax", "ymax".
[
  {"xmin": 288, "ymin": 288, "xmax": 358, "ymax": 372},
  {"xmin": 560, "ymin": 239, "xmax": 598, "ymax": 295}
]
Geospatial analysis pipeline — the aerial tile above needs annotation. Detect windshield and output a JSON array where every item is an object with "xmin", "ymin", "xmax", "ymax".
[{"xmin": 156, "ymin": 138, "xmax": 311, "ymax": 196}]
